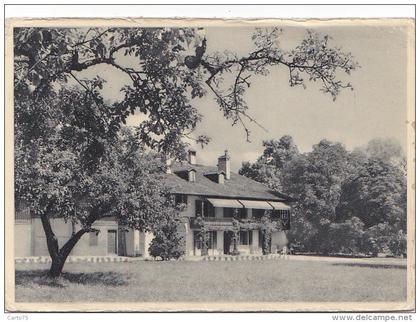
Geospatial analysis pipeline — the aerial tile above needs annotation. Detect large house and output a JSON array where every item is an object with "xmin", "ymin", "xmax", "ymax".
[{"xmin": 15, "ymin": 150, "xmax": 292, "ymax": 258}]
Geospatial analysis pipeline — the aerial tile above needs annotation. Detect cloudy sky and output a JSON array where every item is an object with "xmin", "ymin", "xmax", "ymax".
[{"xmin": 82, "ymin": 22, "xmax": 410, "ymax": 172}]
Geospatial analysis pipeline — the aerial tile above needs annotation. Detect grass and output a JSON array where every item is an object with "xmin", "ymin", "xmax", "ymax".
[{"xmin": 15, "ymin": 258, "xmax": 407, "ymax": 302}]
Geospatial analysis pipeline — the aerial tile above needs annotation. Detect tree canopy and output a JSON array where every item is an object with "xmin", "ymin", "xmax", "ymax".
[
  {"xmin": 240, "ymin": 135, "xmax": 407, "ymax": 256},
  {"xmin": 14, "ymin": 27, "xmax": 358, "ymax": 147}
]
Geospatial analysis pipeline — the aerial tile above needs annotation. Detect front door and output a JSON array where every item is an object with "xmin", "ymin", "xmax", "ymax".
[
  {"xmin": 223, "ymin": 231, "xmax": 231, "ymax": 254},
  {"xmin": 107, "ymin": 230, "xmax": 117, "ymax": 255},
  {"xmin": 117, "ymin": 229, "xmax": 127, "ymax": 256}
]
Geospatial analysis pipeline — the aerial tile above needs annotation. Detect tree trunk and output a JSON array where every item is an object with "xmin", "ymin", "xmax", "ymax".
[
  {"xmin": 48, "ymin": 229, "xmax": 87, "ymax": 277},
  {"xmin": 40, "ymin": 213, "xmax": 61, "ymax": 276},
  {"xmin": 48, "ymin": 256, "xmax": 66, "ymax": 278},
  {"xmin": 262, "ymin": 230, "xmax": 272, "ymax": 255},
  {"xmin": 40, "ymin": 213, "xmax": 88, "ymax": 277},
  {"xmin": 201, "ymin": 234, "xmax": 208, "ymax": 256},
  {"xmin": 231, "ymin": 231, "xmax": 239, "ymax": 255}
]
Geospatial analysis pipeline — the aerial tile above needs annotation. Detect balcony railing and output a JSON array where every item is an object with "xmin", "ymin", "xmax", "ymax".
[
  {"xmin": 202, "ymin": 217, "xmax": 233, "ymax": 222},
  {"xmin": 189, "ymin": 216, "xmax": 289, "ymax": 230}
]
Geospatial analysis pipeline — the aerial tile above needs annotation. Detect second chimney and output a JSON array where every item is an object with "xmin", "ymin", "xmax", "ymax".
[
  {"xmin": 218, "ymin": 150, "xmax": 231, "ymax": 180},
  {"xmin": 188, "ymin": 149, "xmax": 197, "ymax": 165}
]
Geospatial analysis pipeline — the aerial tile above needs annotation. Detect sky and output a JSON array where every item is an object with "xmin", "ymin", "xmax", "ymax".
[{"xmin": 80, "ymin": 22, "xmax": 410, "ymax": 172}]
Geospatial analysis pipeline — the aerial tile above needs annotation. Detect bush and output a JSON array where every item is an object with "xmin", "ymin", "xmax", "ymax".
[
  {"xmin": 365, "ymin": 224, "xmax": 407, "ymax": 257},
  {"xmin": 327, "ymin": 217, "xmax": 365, "ymax": 255},
  {"xmin": 148, "ymin": 231, "xmax": 184, "ymax": 260},
  {"xmin": 148, "ymin": 216, "xmax": 185, "ymax": 260}
]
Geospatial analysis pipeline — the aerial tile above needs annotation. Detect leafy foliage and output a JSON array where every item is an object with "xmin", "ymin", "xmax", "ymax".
[
  {"xmin": 15, "ymin": 84, "xmax": 179, "ymax": 275},
  {"xmin": 148, "ymin": 217, "xmax": 185, "ymax": 260},
  {"xmin": 240, "ymin": 136, "xmax": 407, "ymax": 257},
  {"xmin": 239, "ymin": 135, "xmax": 299, "ymax": 191},
  {"xmin": 14, "ymin": 27, "xmax": 357, "ymax": 145}
]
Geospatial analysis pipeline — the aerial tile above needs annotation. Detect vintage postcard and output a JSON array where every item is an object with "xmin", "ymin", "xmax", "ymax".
[{"xmin": 5, "ymin": 17, "xmax": 415, "ymax": 312}]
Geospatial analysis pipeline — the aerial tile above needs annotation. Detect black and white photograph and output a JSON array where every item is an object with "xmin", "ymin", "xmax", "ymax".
[{"xmin": 5, "ymin": 7, "xmax": 415, "ymax": 314}]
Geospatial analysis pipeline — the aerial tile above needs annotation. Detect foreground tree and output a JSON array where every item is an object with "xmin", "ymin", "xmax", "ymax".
[
  {"xmin": 14, "ymin": 27, "xmax": 357, "ymax": 275},
  {"xmin": 15, "ymin": 87, "xmax": 178, "ymax": 276},
  {"xmin": 14, "ymin": 27, "xmax": 358, "ymax": 145}
]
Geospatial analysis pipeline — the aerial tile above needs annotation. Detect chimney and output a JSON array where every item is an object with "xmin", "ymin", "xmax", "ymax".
[
  {"xmin": 162, "ymin": 154, "xmax": 172, "ymax": 174},
  {"xmin": 188, "ymin": 149, "xmax": 197, "ymax": 165},
  {"xmin": 217, "ymin": 150, "xmax": 230, "ymax": 180}
]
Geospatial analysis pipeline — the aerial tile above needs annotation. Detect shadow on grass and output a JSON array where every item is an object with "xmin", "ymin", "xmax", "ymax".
[
  {"xmin": 15, "ymin": 269, "xmax": 130, "ymax": 288},
  {"xmin": 331, "ymin": 263, "xmax": 406, "ymax": 270}
]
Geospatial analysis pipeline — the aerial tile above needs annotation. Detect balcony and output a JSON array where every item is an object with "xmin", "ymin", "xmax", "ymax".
[
  {"xmin": 189, "ymin": 215, "xmax": 289, "ymax": 231},
  {"xmin": 189, "ymin": 217, "xmax": 262, "ymax": 230},
  {"xmin": 203, "ymin": 217, "xmax": 234, "ymax": 222},
  {"xmin": 189, "ymin": 217, "xmax": 233, "ymax": 229}
]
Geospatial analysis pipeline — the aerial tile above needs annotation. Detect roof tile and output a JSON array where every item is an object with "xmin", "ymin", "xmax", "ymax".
[{"xmin": 165, "ymin": 162, "xmax": 292, "ymax": 201}]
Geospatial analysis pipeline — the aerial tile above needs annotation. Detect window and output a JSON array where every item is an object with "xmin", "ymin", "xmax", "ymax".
[
  {"xmin": 89, "ymin": 231, "xmax": 98, "ymax": 246},
  {"xmin": 188, "ymin": 171, "xmax": 196, "ymax": 182},
  {"xmin": 252, "ymin": 209, "xmax": 265, "ymax": 219},
  {"xmin": 223, "ymin": 207, "xmax": 245, "ymax": 218},
  {"xmin": 208, "ymin": 231, "xmax": 218, "ymax": 249},
  {"xmin": 280, "ymin": 210, "xmax": 290, "ymax": 220},
  {"xmin": 272, "ymin": 210, "xmax": 290, "ymax": 220},
  {"xmin": 223, "ymin": 207, "xmax": 234, "ymax": 218},
  {"xmin": 239, "ymin": 208, "xmax": 247, "ymax": 219},
  {"xmin": 205, "ymin": 202, "xmax": 215, "ymax": 217},
  {"xmin": 195, "ymin": 200, "xmax": 215, "ymax": 218},
  {"xmin": 175, "ymin": 194, "xmax": 188, "ymax": 205},
  {"xmin": 239, "ymin": 231, "xmax": 253, "ymax": 245},
  {"xmin": 279, "ymin": 210, "xmax": 291, "ymax": 230},
  {"xmin": 193, "ymin": 231, "xmax": 217, "ymax": 249},
  {"xmin": 218, "ymin": 173, "xmax": 224, "ymax": 184},
  {"xmin": 195, "ymin": 199, "xmax": 203, "ymax": 217},
  {"xmin": 193, "ymin": 231, "xmax": 202, "ymax": 249}
]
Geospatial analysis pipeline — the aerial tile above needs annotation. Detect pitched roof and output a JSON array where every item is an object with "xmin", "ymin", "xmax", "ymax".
[{"xmin": 164, "ymin": 162, "xmax": 293, "ymax": 202}]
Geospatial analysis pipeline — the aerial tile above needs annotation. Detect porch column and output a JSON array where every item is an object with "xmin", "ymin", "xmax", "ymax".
[
  {"xmin": 252, "ymin": 230, "xmax": 259, "ymax": 254},
  {"xmin": 185, "ymin": 222, "xmax": 194, "ymax": 256},
  {"xmin": 246, "ymin": 208, "xmax": 253, "ymax": 219},
  {"xmin": 216, "ymin": 230, "xmax": 224, "ymax": 255}
]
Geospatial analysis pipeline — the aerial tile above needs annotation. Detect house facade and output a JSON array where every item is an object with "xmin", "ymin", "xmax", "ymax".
[{"xmin": 15, "ymin": 150, "xmax": 292, "ymax": 258}]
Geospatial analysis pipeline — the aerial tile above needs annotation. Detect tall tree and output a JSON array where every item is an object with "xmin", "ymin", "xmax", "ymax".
[
  {"xmin": 365, "ymin": 137, "xmax": 404, "ymax": 165},
  {"xmin": 338, "ymin": 157, "xmax": 406, "ymax": 229},
  {"xmin": 239, "ymin": 135, "xmax": 299, "ymax": 191},
  {"xmin": 283, "ymin": 140, "xmax": 350, "ymax": 252},
  {"xmin": 15, "ymin": 87, "xmax": 179, "ymax": 277}
]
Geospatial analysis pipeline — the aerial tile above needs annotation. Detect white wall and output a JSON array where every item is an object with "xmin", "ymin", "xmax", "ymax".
[
  {"xmin": 15, "ymin": 220, "xmax": 32, "ymax": 257},
  {"xmin": 28, "ymin": 218, "xmax": 119, "ymax": 257},
  {"xmin": 144, "ymin": 232, "xmax": 154, "ymax": 257},
  {"xmin": 271, "ymin": 231, "xmax": 288, "ymax": 253},
  {"xmin": 136, "ymin": 231, "xmax": 155, "ymax": 257}
]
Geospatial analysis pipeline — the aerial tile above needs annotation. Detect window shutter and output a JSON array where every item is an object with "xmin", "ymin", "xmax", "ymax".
[
  {"xmin": 281, "ymin": 210, "xmax": 290, "ymax": 230},
  {"xmin": 207, "ymin": 202, "xmax": 215, "ymax": 217},
  {"xmin": 195, "ymin": 199, "xmax": 203, "ymax": 217},
  {"xmin": 213, "ymin": 231, "xmax": 217, "ymax": 248},
  {"xmin": 240, "ymin": 208, "xmax": 247, "ymax": 219}
]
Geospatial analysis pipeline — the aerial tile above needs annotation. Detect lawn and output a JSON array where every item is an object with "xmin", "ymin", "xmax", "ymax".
[{"xmin": 15, "ymin": 258, "xmax": 407, "ymax": 302}]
